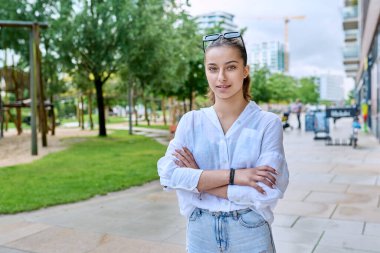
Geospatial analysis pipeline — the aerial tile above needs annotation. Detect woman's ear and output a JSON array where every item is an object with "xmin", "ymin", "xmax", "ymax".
[{"xmin": 244, "ymin": 65, "xmax": 250, "ymax": 78}]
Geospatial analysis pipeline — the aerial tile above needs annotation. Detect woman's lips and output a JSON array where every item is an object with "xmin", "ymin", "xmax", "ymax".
[{"xmin": 216, "ymin": 85, "xmax": 231, "ymax": 89}]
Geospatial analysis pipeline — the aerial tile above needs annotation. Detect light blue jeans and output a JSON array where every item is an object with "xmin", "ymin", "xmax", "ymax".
[{"xmin": 186, "ymin": 208, "xmax": 276, "ymax": 253}]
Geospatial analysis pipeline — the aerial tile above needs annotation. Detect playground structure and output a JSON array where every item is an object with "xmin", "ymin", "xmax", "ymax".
[{"xmin": 0, "ymin": 20, "xmax": 53, "ymax": 155}]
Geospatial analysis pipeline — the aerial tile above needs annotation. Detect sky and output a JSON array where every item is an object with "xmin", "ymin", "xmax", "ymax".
[{"xmin": 186, "ymin": 0, "xmax": 355, "ymax": 96}]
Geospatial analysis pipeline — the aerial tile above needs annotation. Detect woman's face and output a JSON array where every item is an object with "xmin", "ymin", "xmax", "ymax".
[{"xmin": 205, "ymin": 46, "xmax": 249, "ymax": 102}]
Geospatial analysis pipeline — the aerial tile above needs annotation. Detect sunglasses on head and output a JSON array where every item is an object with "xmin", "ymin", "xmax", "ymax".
[{"xmin": 202, "ymin": 31, "xmax": 246, "ymax": 53}]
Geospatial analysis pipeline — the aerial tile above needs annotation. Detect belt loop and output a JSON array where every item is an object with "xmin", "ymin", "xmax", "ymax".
[{"xmin": 233, "ymin": 210, "xmax": 238, "ymax": 220}]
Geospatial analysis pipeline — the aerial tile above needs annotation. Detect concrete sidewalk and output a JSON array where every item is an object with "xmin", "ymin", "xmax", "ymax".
[{"xmin": 0, "ymin": 118, "xmax": 379, "ymax": 253}]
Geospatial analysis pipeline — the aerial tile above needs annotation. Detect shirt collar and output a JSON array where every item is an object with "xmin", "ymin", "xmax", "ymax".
[{"xmin": 201, "ymin": 101, "xmax": 261, "ymax": 137}]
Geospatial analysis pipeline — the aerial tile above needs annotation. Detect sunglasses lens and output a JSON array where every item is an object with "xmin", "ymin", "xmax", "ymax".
[
  {"xmin": 203, "ymin": 34, "xmax": 221, "ymax": 42},
  {"xmin": 224, "ymin": 32, "xmax": 240, "ymax": 39}
]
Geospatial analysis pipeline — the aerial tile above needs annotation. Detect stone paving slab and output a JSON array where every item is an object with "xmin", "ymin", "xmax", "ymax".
[
  {"xmin": 0, "ymin": 247, "xmax": 33, "ymax": 253},
  {"xmin": 6, "ymin": 227, "xmax": 103, "ymax": 253},
  {"xmin": 0, "ymin": 222, "xmax": 51, "ymax": 245},
  {"xmin": 319, "ymin": 231, "xmax": 380, "ymax": 252},
  {"xmin": 87, "ymin": 236, "xmax": 185, "ymax": 253}
]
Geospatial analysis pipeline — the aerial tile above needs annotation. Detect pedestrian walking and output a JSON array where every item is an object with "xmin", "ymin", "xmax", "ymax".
[
  {"xmin": 157, "ymin": 31, "xmax": 289, "ymax": 253},
  {"xmin": 295, "ymin": 99, "xmax": 303, "ymax": 129}
]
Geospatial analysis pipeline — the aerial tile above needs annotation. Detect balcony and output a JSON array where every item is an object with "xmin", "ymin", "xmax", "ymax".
[
  {"xmin": 343, "ymin": 6, "xmax": 358, "ymax": 19},
  {"xmin": 343, "ymin": 6, "xmax": 358, "ymax": 30},
  {"xmin": 344, "ymin": 29, "xmax": 358, "ymax": 42},
  {"xmin": 344, "ymin": 63, "xmax": 359, "ymax": 71},
  {"xmin": 343, "ymin": 43, "xmax": 359, "ymax": 59}
]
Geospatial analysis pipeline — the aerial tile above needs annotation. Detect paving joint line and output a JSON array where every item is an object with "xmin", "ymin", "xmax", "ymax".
[
  {"xmin": 301, "ymin": 191, "xmax": 312, "ymax": 201},
  {"xmin": 328, "ymin": 174, "xmax": 337, "ymax": 183},
  {"xmin": 343, "ymin": 183, "xmax": 350, "ymax": 193},
  {"xmin": 328, "ymin": 204, "xmax": 339, "ymax": 219},
  {"xmin": 0, "ymin": 245, "xmax": 37, "ymax": 253},
  {"xmin": 362, "ymin": 221, "xmax": 367, "ymax": 235},
  {"xmin": 311, "ymin": 230, "xmax": 325, "ymax": 253},
  {"xmin": 290, "ymin": 216, "xmax": 301, "ymax": 228}
]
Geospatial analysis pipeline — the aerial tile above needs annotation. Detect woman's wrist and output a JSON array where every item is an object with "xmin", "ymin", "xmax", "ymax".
[{"xmin": 197, "ymin": 169, "xmax": 230, "ymax": 192}]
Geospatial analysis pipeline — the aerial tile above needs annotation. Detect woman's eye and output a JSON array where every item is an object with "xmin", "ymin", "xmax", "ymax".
[
  {"xmin": 227, "ymin": 65, "xmax": 237, "ymax": 71},
  {"xmin": 208, "ymin": 67, "xmax": 218, "ymax": 72}
]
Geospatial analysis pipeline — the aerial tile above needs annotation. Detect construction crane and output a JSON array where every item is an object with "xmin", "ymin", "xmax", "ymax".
[{"xmin": 253, "ymin": 16, "xmax": 305, "ymax": 72}]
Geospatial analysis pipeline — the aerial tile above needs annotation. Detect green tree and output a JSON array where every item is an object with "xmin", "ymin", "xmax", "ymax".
[
  {"xmin": 172, "ymin": 13, "xmax": 207, "ymax": 111},
  {"xmin": 267, "ymin": 73, "xmax": 297, "ymax": 103},
  {"xmin": 297, "ymin": 77, "xmax": 319, "ymax": 104},
  {"xmin": 250, "ymin": 66, "xmax": 271, "ymax": 103},
  {"xmin": 125, "ymin": 0, "xmax": 196, "ymax": 125},
  {"xmin": 56, "ymin": 0, "xmax": 134, "ymax": 136},
  {"xmin": 345, "ymin": 88, "xmax": 355, "ymax": 105}
]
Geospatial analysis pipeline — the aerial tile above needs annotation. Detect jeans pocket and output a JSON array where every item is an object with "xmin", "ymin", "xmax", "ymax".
[
  {"xmin": 189, "ymin": 208, "xmax": 202, "ymax": 222},
  {"xmin": 238, "ymin": 210, "xmax": 266, "ymax": 228}
]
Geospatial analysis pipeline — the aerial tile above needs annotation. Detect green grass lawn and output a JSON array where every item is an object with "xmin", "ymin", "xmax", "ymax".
[
  {"xmin": 136, "ymin": 124, "xmax": 169, "ymax": 130},
  {"xmin": 60, "ymin": 115, "xmax": 128, "ymax": 125},
  {"xmin": 59, "ymin": 115, "xmax": 170, "ymax": 130},
  {"xmin": 0, "ymin": 131, "xmax": 166, "ymax": 214}
]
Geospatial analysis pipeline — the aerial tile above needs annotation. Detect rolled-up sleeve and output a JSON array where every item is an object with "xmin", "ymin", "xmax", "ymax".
[
  {"xmin": 228, "ymin": 116, "xmax": 289, "ymax": 210},
  {"xmin": 157, "ymin": 112, "xmax": 203, "ymax": 193}
]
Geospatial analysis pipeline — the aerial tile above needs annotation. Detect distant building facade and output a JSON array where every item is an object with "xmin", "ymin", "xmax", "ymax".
[
  {"xmin": 196, "ymin": 11, "xmax": 238, "ymax": 32},
  {"xmin": 345, "ymin": 0, "xmax": 380, "ymax": 141},
  {"xmin": 251, "ymin": 41, "xmax": 285, "ymax": 73},
  {"xmin": 342, "ymin": 0, "xmax": 360, "ymax": 78},
  {"xmin": 315, "ymin": 74, "xmax": 345, "ymax": 102}
]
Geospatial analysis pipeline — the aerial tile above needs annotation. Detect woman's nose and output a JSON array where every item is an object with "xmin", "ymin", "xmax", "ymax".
[{"xmin": 218, "ymin": 69, "xmax": 226, "ymax": 82}]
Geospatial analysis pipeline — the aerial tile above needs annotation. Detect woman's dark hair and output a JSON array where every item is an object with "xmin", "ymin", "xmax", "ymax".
[{"xmin": 205, "ymin": 37, "xmax": 251, "ymax": 103}]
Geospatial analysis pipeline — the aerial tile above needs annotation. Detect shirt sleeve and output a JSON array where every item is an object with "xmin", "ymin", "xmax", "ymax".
[
  {"xmin": 157, "ymin": 112, "xmax": 203, "ymax": 193},
  {"xmin": 227, "ymin": 116, "xmax": 289, "ymax": 210}
]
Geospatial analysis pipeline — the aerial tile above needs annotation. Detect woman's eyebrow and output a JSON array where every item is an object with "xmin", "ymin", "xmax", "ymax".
[{"xmin": 207, "ymin": 60, "xmax": 239, "ymax": 66}]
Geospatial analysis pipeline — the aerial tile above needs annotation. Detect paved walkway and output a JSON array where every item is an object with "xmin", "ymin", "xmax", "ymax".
[{"xmin": 0, "ymin": 117, "xmax": 380, "ymax": 253}]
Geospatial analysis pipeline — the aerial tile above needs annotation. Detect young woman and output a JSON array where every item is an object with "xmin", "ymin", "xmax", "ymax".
[{"xmin": 157, "ymin": 32, "xmax": 289, "ymax": 253}]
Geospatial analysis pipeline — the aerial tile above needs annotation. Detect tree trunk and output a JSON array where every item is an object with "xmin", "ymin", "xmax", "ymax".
[
  {"xmin": 36, "ymin": 46, "xmax": 47, "ymax": 147},
  {"xmin": 141, "ymin": 87, "xmax": 150, "ymax": 126},
  {"xmin": 128, "ymin": 82, "xmax": 133, "ymax": 135},
  {"xmin": 77, "ymin": 97, "xmax": 81, "ymax": 127},
  {"xmin": 95, "ymin": 77, "xmax": 107, "ymax": 136},
  {"xmin": 133, "ymin": 85, "xmax": 139, "ymax": 126},
  {"xmin": 88, "ymin": 91, "xmax": 94, "ymax": 130},
  {"xmin": 189, "ymin": 86, "xmax": 194, "ymax": 111},
  {"xmin": 169, "ymin": 97, "xmax": 177, "ymax": 126},
  {"xmin": 151, "ymin": 95, "xmax": 157, "ymax": 123},
  {"xmin": 81, "ymin": 95, "xmax": 85, "ymax": 130},
  {"xmin": 0, "ymin": 95, "xmax": 3, "ymax": 138},
  {"xmin": 4, "ymin": 108, "xmax": 8, "ymax": 131},
  {"xmin": 13, "ymin": 76, "xmax": 22, "ymax": 135},
  {"xmin": 50, "ymin": 95, "xmax": 55, "ymax": 136},
  {"xmin": 183, "ymin": 98, "xmax": 187, "ymax": 113},
  {"xmin": 162, "ymin": 96, "xmax": 167, "ymax": 126}
]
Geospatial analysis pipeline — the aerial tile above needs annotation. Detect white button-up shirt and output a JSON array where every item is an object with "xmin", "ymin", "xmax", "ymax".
[{"xmin": 157, "ymin": 101, "xmax": 289, "ymax": 223}]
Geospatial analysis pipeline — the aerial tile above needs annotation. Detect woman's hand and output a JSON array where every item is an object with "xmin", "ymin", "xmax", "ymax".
[
  {"xmin": 234, "ymin": 166, "xmax": 278, "ymax": 194},
  {"xmin": 173, "ymin": 147, "xmax": 199, "ymax": 169}
]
